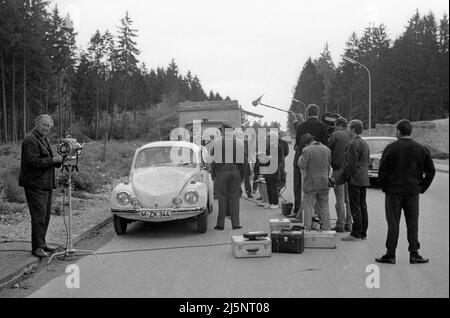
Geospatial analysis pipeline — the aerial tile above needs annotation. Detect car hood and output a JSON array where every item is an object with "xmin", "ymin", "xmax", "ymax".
[{"xmin": 131, "ymin": 166, "xmax": 198, "ymax": 208}]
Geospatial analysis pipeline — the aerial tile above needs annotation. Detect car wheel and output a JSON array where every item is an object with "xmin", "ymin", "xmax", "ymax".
[
  {"xmin": 113, "ymin": 215, "xmax": 127, "ymax": 235},
  {"xmin": 197, "ymin": 205, "xmax": 209, "ymax": 234}
]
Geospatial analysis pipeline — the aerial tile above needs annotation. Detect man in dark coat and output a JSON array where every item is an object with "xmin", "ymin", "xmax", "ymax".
[
  {"xmin": 289, "ymin": 104, "xmax": 328, "ymax": 220},
  {"xmin": 19, "ymin": 115, "xmax": 63, "ymax": 258},
  {"xmin": 328, "ymin": 117, "xmax": 353, "ymax": 232},
  {"xmin": 210, "ymin": 125, "xmax": 246, "ymax": 230},
  {"xmin": 376, "ymin": 120, "xmax": 435, "ymax": 265},
  {"xmin": 336, "ymin": 120, "xmax": 370, "ymax": 242}
]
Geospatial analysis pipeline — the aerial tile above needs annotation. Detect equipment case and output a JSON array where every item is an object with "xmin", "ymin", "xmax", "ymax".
[
  {"xmin": 271, "ymin": 230, "xmax": 304, "ymax": 254},
  {"xmin": 269, "ymin": 218, "xmax": 291, "ymax": 232},
  {"xmin": 231, "ymin": 236, "xmax": 272, "ymax": 258},
  {"xmin": 304, "ymin": 230, "xmax": 337, "ymax": 249}
]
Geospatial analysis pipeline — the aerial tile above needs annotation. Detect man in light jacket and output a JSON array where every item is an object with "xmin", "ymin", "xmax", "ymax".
[{"xmin": 298, "ymin": 134, "xmax": 332, "ymax": 231}]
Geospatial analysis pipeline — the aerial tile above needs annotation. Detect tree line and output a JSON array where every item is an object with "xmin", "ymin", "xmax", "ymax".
[
  {"xmin": 0, "ymin": 0, "xmax": 235, "ymax": 144},
  {"xmin": 288, "ymin": 10, "xmax": 449, "ymax": 135}
]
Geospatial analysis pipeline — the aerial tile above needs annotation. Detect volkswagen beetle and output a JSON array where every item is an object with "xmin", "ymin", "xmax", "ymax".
[{"xmin": 110, "ymin": 141, "xmax": 214, "ymax": 235}]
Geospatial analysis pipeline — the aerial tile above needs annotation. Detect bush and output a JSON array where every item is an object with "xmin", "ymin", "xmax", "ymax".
[{"xmin": 1, "ymin": 166, "xmax": 26, "ymax": 203}]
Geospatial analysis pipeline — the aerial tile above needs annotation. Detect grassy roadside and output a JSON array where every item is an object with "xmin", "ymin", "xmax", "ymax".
[{"xmin": 0, "ymin": 140, "xmax": 142, "ymax": 219}]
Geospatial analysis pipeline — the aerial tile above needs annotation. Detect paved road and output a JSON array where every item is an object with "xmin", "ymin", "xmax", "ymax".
[{"xmin": 28, "ymin": 145, "xmax": 449, "ymax": 298}]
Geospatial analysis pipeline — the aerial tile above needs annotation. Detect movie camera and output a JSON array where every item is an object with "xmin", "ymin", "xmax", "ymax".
[
  {"xmin": 321, "ymin": 112, "xmax": 342, "ymax": 138},
  {"xmin": 57, "ymin": 136, "xmax": 83, "ymax": 167}
]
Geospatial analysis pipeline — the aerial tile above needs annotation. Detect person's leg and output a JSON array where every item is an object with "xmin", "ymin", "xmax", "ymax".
[
  {"xmin": 43, "ymin": 190, "xmax": 52, "ymax": 247},
  {"xmin": 302, "ymin": 192, "xmax": 315, "ymax": 230},
  {"xmin": 317, "ymin": 190, "xmax": 331, "ymax": 230},
  {"xmin": 293, "ymin": 166, "xmax": 302, "ymax": 213},
  {"xmin": 403, "ymin": 195, "xmax": 420, "ymax": 255},
  {"xmin": 344, "ymin": 183, "xmax": 353, "ymax": 229},
  {"xmin": 229, "ymin": 169, "xmax": 242, "ymax": 228},
  {"xmin": 385, "ymin": 193, "xmax": 402, "ymax": 257},
  {"xmin": 348, "ymin": 185, "xmax": 362, "ymax": 238},
  {"xmin": 265, "ymin": 176, "xmax": 276, "ymax": 205},
  {"xmin": 215, "ymin": 171, "xmax": 229, "ymax": 228},
  {"xmin": 334, "ymin": 184, "xmax": 346, "ymax": 229},
  {"xmin": 24, "ymin": 188, "xmax": 48, "ymax": 250},
  {"xmin": 360, "ymin": 187, "xmax": 369, "ymax": 238}
]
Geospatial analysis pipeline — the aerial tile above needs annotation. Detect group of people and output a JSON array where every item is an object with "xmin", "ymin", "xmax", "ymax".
[
  {"xmin": 20, "ymin": 111, "xmax": 437, "ymax": 265},
  {"xmin": 286, "ymin": 104, "xmax": 436, "ymax": 264}
]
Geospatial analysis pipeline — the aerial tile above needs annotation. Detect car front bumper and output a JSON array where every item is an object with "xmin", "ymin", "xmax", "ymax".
[{"xmin": 111, "ymin": 207, "xmax": 205, "ymax": 222}]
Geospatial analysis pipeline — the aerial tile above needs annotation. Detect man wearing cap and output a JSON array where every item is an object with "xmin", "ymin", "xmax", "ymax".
[
  {"xmin": 289, "ymin": 104, "xmax": 328, "ymax": 221},
  {"xmin": 298, "ymin": 133, "xmax": 332, "ymax": 230},
  {"xmin": 376, "ymin": 120, "xmax": 435, "ymax": 265},
  {"xmin": 19, "ymin": 115, "xmax": 64, "ymax": 258}
]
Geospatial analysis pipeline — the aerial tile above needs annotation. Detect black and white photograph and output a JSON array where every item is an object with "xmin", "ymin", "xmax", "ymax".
[{"xmin": 0, "ymin": 0, "xmax": 448, "ymax": 304}]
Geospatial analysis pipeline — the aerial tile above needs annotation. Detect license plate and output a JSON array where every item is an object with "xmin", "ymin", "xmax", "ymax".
[{"xmin": 140, "ymin": 210, "xmax": 172, "ymax": 218}]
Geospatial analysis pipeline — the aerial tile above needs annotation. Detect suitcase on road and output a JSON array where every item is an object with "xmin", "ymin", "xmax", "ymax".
[
  {"xmin": 269, "ymin": 218, "xmax": 291, "ymax": 232},
  {"xmin": 231, "ymin": 236, "xmax": 272, "ymax": 258},
  {"xmin": 271, "ymin": 230, "xmax": 304, "ymax": 254},
  {"xmin": 304, "ymin": 230, "xmax": 337, "ymax": 249}
]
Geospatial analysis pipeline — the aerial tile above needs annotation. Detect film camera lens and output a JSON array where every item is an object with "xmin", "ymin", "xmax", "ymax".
[{"xmin": 57, "ymin": 137, "xmax": 82, "ymax": 161}]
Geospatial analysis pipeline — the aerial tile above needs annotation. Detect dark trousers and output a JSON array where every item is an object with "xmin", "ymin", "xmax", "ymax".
[
  {"xmin": 265, "ymin": 175, "xmax": 279, "ymax": 205},
  {"xmin": 293, "ymin": 166, "xmax": 302, "ymax": 214},
  {"xmin": 24, "ymin": 187, "xmax": 52, "ymax": 250},
  {"xmin": 348, "ymin": 185, "xmax": 368, "ymax": 238},
  {"xmin": 385, "ymin": 194, "xmax": 420, "ymax": 256},
  {"xmin": 244, "ymin": 164, "xmax": 252, "ymax": 195},
  {"xmin": 215, "ymin": 167, "xmax": 241, "ymax": 228}
]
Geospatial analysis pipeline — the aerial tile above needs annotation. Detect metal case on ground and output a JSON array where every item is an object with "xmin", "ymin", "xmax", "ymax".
[
  {"xmin": 231, "ymin": 236, "xmax": 272, "ymax": 258},
  {"xmin": 304, "ymin": 230, "xmax": 337, "ymax": 249},
  {"xmin": 269, "ymin": 218, "xmax": 291, "ymax": 232}
]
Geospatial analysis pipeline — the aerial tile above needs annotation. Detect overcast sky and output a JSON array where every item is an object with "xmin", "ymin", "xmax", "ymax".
[{"xmin": 54, "ymin": 0, "xmax": 448, "ymax": 130}]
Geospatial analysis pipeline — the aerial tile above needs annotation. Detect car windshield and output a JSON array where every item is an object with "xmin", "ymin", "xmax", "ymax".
[
  {"xmin": 135, "ymin": 147, "xmax": 199, "ymax": 169},
  {"xmin": 366, "ymin": 139, "xmax": 395, "ymax": 154}
]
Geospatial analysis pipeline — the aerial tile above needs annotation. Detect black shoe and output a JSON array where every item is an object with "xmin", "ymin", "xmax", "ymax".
[
  {"xmin": 214, "ymin": 226, "xmax": 224, "ymax": 231},
  {"xmin": 232, "ymin": 226, "xmax": 242, "ymax": 230},
  {"xmin": 247, "ymin": 193, "xmax": 254, "ymax": 199},
  {"xmin": 43, "ymin": 245, "xmax": 57, "ymax": 254},
  {"xmin": 332, "ymin": 226, "xmax": 345, "ymax": 233},
  {"xmin": 375, "ymin": 254, "xmax": 396, "ymax": 264},
  {"xmin": 32, "ymin": 248, "xmax": 48, "ymax": 258},
  {"xmin": 410, "ymin": 254, "xmax": 429, "ymax": 264},
  {"xmin": 345, "ymin": 225, "xmax": 352, "ymax": 232},
  {"xmin": 361, "ymin": 236, "xmax": 367, "ymax": 240}
]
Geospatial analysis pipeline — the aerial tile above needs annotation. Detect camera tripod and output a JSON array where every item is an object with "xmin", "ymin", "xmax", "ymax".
[{"xmin": 48, "ymin": 163, "xmax": 97, "ymax": 264}]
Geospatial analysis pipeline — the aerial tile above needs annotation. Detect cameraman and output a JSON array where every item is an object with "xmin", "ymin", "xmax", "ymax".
[{"xmin": 19, "ymin": 115, "xmax": 63, "ymax": 258}]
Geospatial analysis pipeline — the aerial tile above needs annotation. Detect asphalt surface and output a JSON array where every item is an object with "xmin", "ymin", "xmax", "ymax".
[{"xmin": 24, "ymin": 145, "xmax": 449, "ymax": 298}]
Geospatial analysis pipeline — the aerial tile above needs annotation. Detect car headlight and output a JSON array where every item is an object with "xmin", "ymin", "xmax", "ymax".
[
  {"xmin": 131, "ymin": 198, "xmax": 141, "ymax": 209},
  {"xmin": 184, "ymin": 191, "xmax": 199, "ymax": 204},
  {"xmin": 371, "ymin": 158, "xmax": 380, "ymax": 170},
  {"xmin": 172, "ymin": 196, "xmax": 183, "ymax": 207},
  {"xmin": 117, "ymin": 192, "xmax": 131, "ymax": 206}
]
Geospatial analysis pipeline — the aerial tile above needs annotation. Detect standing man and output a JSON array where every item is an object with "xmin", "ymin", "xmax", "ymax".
[
  {"xmin": 19, "ymin": 115, "xmax": 63, "ymax": 258},
  {"xmin": 328, "ymin": 117, "xmax": 353, "ymax": 232},
  {"xmin": 211, "ymin": 124, "xmax": 246, "ymax": 230},
  {"xmin": 376, "ymin": 120, "xmax": 435, "ymax": 264},
  {"xmin": 289, "ymin": 104, "xmax": 328, "ymax": 221},
  {"xmin": 298, "ymin": 134, "xmax": 332, "ymax": 230},
  {"xmin": 337, "ymin": 120, "xmax": 370, "ymax": 242}
]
